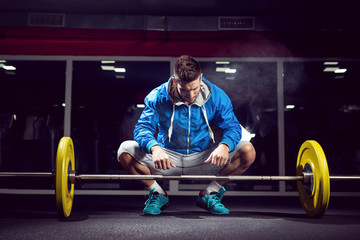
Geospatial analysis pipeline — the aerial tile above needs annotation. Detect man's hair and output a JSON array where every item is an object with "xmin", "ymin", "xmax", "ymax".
[{"xmin": 174, "ymin": 55, "xmax": 202, "ymax": 82}]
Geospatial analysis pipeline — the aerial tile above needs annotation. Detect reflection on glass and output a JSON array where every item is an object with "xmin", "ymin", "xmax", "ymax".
[
  {"xmin": 200, "ymin": 61, "xmax": 278, "ymax": 191},
  {"xmin": 0, "ymin": 61, "xmax": 65, "ymax": 179},
  {"xmin": 71, "ymin": 61, "xmax": 170, "ymax": 177},
  {"xmin": 284, "ymin": 61, "xmax": 360, "ymax": 192}
]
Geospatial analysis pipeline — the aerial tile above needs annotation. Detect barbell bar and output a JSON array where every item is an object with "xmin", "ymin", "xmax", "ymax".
[
  {"xmin": 2, "ymin": 172, "xmax": 359, "ymax": 181},
  {"xmin": 1, "ymin": 137, "xmax": 360, "ymax": 219},
  {"xmin": 0, "ymin": 172, "xmax": 54, "ymax": 177},
  {"xmin": 73, "ymin": 174, "xmax": 305, "ymax": 182}
]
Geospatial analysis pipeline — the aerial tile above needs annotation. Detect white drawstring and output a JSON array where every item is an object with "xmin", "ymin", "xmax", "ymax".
[
  {"xmin": 202, "ymin": 106, "xmax": 215, "ymax": 143},
  {"xmin": 168, "ymin": 104, "xmax": 215, "ymax": 144},
  {"xmin": 168, "ymin": 104, "xmax": 175, "ymax": 142}
]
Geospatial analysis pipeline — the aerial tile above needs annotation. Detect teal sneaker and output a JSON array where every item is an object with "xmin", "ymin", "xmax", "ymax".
[
  {"xmin": 196, "ymin": 187, "xmax": 229, "ymax": 215},
  {"xmin": 143, "ymin": 189, "xmax": 169, "ymax": 215}
]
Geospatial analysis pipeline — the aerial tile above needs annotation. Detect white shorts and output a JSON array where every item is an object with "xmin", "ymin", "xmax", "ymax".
[{"xmin": 117, "ymin": 140, "xmax": 252, "ymax": 176}]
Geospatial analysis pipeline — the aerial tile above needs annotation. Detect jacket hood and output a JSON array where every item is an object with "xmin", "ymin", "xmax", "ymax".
[{"xmin": 167, "ymin": 75, "xmax": 211, "ymax": 107}]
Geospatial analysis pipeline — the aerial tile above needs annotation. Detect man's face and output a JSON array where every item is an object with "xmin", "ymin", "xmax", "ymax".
[{"xmin": 176, "ymin": 74, "xmax": 202, "ymax": 105}]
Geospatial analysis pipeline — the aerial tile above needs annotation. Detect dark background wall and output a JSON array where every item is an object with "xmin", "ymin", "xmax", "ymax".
[
  {"xmin": 1, "ymin": 0, "xmax": 359, "ymax": 193},
  {"xmin": 1, "ymin": 0, "xmax": 360, "ymax": 57}
]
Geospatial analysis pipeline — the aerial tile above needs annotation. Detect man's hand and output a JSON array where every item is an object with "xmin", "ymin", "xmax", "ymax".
[
  {"xmin": 204, "ymin": 143, "xmax": 230, "ymax": 166},
  {"xmin": 151, "ymin": 145, "xmax": 176, "ymax": 170}
]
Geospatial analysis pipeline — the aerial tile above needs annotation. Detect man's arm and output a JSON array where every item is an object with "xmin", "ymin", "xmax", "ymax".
[
  {"xmin": 134, "ymin": 88, "xmax": 175, "ymax": 170},
  {"xmin": 213, "ymin": 89, "xmax": 242, "ymax": 152},
  {"xmin": 133, "ymin": 91, "xmax": 160, "ymax": 153},
  {"xmin": 205, "ymin": 87, "xmax": 242, "ymax": 166}
]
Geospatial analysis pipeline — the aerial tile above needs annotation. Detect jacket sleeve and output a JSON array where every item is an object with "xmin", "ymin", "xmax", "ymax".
[
  {"xmin": 212, "ymin": 89, "xmax": 242, "ymax": 152},
  {"xmin": 133, "ymin": 91, "xmax": 160, "ymax": 153}
]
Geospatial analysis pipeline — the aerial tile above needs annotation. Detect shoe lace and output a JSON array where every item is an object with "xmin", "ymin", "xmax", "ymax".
[
  {"xmin": 207, "ymin": 194, "xmax": 225, "ymax": 209},
  {"xmin": 145, "ymin": 192, "xmax": 162, "ymax": 207}
]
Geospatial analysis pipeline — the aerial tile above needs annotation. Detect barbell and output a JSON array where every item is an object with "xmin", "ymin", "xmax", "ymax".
[{"xmin": 1, "ymin": 137, "xmax": 360, "ymax": 219}]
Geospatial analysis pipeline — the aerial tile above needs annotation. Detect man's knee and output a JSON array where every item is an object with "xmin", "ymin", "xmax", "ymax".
[
  {"xmin": 118, "ymin": 152, "xmax": 132, "ymax": 166},
  {"xmin": 238, "ymin": 143, "xmax": 256, "ymax": 167},
  {"xmin": 117, "ymin": 140, "xmax": 137, "ymax": 168},
  {"xmin": 117, "ymin": 140, "xmax": 138, "ymax": 161}
]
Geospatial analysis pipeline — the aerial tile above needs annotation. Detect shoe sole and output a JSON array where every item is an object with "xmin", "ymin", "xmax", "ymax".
[
  {"xmin": 143, "ymin": 203, "xmax": 169, "ymax": 215},
  {"xmin": 195, "ymin": 202, "xmax": 229, "ymax": 215}
]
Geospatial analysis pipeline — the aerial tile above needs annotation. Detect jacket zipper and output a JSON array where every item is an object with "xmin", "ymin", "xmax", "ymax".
[{"xmin": 187, "ymin": 105, "xmax": 191, "ymax": 154}]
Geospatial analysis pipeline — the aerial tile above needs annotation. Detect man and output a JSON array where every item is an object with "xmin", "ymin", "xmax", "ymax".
[{"xmin": 118, "ymin": 55, "xmax": 256, "ymax": 215}]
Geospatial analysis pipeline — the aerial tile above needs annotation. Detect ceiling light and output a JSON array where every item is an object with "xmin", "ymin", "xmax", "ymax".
[
  {"xmin": 136, "ymin": 104, "xmax": 145, "ymax": 108},
  {"xmin": 216, "ymin": 67, "xmax": 229, "ymax": 72},
  {"xmin": 216, "ymin": 67, "xmax": 237, "ymax": 73},
  {"xmin": 225, "ymin": 69, "xmax": 236, "ymax": 73},
  {"xmin": 101, "ymin": 65, "xmax": 115, "ymax": 71},
  {"xmin": 335, "ymin": 69, "xmax": 347, "ymax": 73},
  {"xmin": 323, "ymin": 67, "xmax": 339, "ymax": 72},
  {"xmin": 324, "ymin": 62, "xmax": 338, "ymax": 65},
  {"xmin": 3, "ymin": 65, "xmax": 16, "ymax": 70},
  {"xmin": 114, "ymin": 68, "xmax": 126, "ymax": 73},
  {"xmin": 101, "ymin": 61, "xmax": 115, "ymax": 64},
  {"xmin": 216, "ymin": 61, "xmax": 230, "ymax": 64},
  {"xmin": 286, "ymin": 105, "xmax": 295, "ymax": 109}
]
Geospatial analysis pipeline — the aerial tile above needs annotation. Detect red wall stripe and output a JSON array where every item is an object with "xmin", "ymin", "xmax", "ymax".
[{"xmin": 0, "ymin": 26, "xmax": 359, "ymax": 57}]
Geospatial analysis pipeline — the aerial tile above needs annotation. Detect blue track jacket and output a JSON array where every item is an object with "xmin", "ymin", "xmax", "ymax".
[{"xmin": 134, "ymin": 76, "xmax": 242, "ymax": 154}]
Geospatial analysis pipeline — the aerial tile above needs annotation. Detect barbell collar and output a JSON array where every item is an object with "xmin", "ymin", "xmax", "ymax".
[
  {"xmin": 302, "ymin": 172, "xmax": 313, "ymax": 184},
  {"xmin": 69, "ymin": 170, "xmax": 76, "ymax": 184}
]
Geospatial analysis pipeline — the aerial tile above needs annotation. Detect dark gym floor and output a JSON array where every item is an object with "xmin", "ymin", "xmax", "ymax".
[{"xmin": 0, "ymin": 194, "xmax": 359, "ymax": 240}]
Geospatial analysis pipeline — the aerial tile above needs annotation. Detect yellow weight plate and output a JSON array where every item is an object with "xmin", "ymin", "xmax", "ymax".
[
  {"xmin": 296, "ymin": 140, "xmax": 330, "ymax": 218},
  {"xmin": 55, "ymin": 137, "xmax": 75, "ymax": 218}
]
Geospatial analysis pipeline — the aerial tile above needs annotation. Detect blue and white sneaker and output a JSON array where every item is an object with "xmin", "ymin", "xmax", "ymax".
[
  {"xmin": 143, "ymin": 189, "xmax": 169, "ymax": 215},
  {"xmin": 196, "ymin": 187, "xmax": 229, "ymax": 215}
]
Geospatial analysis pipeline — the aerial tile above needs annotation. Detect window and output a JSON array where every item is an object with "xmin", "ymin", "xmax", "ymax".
[{"xmin": 0, "ymin": 61, "xmax": 65, "ymax": 176}]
